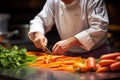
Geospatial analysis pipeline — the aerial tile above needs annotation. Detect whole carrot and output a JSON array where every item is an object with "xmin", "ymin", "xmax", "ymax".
[
  {"xmin": 86, "ymin": 57, "xmax": 97, "ymax": 71},
  {"xmin": 110, "ymin": 62, "xmax": 120, "ymax": 71},
  {"xmin": 96, "ymin": 66, "xmax": 110, "ymax": 73},
  {"xmin": 116, "ymin": 56, "xmax": 120, "ymax": 61},
  {"xmin": 98, "ymin": 59, "xmax": 116, "ymax": 66},
  {"xmin": 100, "ymin": 52, "xmax": 120, "ymax": 60}
]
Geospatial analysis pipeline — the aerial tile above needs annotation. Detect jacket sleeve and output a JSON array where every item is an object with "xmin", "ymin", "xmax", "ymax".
[
  {"xmin": 28, "ymin": 0, "xmax": 55, "ymax": 35},
  {"xmin": 75, "ymin": 0, "xmax": 109, "ymax": 51}
]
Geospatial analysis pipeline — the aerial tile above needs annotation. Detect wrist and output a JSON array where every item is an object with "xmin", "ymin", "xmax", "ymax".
[{"xmin": 68, "ymin": 37, "xmax": 81, "ymax": 46}]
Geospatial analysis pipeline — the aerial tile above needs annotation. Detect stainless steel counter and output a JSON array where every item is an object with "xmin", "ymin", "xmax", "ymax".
[{"xmin": 0, "ymin": 67, "xmax": 120, "ymax": 80}]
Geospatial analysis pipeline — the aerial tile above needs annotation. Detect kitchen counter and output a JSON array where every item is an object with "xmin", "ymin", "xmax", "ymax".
[{"xmin": 0, "ymin": 67, "xmax": 120, "ymax": 80}]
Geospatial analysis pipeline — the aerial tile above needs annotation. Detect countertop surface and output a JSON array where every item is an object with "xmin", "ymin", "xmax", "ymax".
[
  {"xmin": 1, "ymin": 35, "xmax": 120, "ymax": 80},
  {"xmin": 0, "ymin": 67, "xmax": 120, "ymax": 80}
]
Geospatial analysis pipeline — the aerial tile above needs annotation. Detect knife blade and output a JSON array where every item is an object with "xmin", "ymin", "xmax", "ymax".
[
  {"xmin": 44, "ymin": 46, "xmax": 52, "ymax": 55},
  {"xmin": 40, "ymin": 42, "xmax": 52, "ymax": 54}
]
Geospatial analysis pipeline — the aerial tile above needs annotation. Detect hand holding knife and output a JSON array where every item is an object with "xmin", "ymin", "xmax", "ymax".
[
  {"xmin": 29, "ymin": 32, "xmax": 52, "ymax": 54},
  {"xmin": 44, "ymin": 46, "xmax": 52, "ymax": 55},
  {"xmin": 41, "ymin": 43, "xmax": 52, "ymax": 55}
]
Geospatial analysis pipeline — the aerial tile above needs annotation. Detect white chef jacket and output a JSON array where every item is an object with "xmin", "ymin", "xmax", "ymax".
[{"xmin": 29, "ymin": 0, "xmax": 109, "ymax": 53}]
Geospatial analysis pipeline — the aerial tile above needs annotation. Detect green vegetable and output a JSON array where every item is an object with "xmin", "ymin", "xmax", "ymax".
[{"xmin": 0, "ymin": 45, "xmax": 36, "ymax": 69}]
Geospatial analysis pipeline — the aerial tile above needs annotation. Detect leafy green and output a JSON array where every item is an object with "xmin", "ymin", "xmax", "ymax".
[{"xmin": 0, "ymin": 45, "xmax": 36, "ymax": 69}]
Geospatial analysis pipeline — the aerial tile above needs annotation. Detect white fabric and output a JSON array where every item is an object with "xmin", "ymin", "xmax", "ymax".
[{"xmin": 29, "ymin": 0, "xmax": 109, "ymax": 53}]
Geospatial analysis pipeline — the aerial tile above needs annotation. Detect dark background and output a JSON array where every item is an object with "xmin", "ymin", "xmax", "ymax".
[{"xmin": 0, "ymin": 0, "xmax": 120, "ymax": 52}]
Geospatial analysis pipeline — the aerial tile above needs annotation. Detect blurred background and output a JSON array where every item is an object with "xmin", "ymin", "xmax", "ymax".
[{"xmin": 0, "ymin": 0, "xmax": 120, "ymax": 52}]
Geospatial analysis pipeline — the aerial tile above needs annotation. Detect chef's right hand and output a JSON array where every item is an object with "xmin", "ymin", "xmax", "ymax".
[{"xmin": 28, "ymin": 32, "xmax": 48, "ymax": 50}]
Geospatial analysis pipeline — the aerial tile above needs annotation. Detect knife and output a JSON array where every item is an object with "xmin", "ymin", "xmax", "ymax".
[
  {"xmin": 44, "ymin": 46, "xmax": 52, "ymax": 55},
  {"xmin": 40, "ymin": 42, "xmax": 52, "ymax": 54}
]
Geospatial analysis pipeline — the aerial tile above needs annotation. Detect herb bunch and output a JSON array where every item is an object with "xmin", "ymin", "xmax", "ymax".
[{"xmin": 0, "ymin": 45, "xmax": 36, "ymax": 69}]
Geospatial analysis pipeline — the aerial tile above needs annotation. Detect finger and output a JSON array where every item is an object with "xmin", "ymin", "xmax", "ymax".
[
  {"xmin": 37, "ymin": 39, "xmax": 45, "ymax": 51},
  {"xmin": 28, "ymin": 33, "xmax": 35, "ymax": 41},
  {"xmin": 52, "ymin": 44, "xmax": 64, "ymax": 55},
  {"xmin": 33, "ymin": 36, "xmax": 39, "ymax": 42},
  {"xmin": 34, "ymin": 41, "xmax": 42, "ymax": 49},
  {"xmin": 57, "ymin": 47, "xmax": 62, "ymax": 55},
  {"xmin": 42, "ymin": 38, "xmax": 47, "ymax": 47},
  {"xmin": 52, "ymin": 44, "xmax": 59, "ymax": 55},
  {"xmin": 33, "ymin": 37, "xmax": 44, "ymax": 49},
  {"xmin": 54, "ymin": 47, "xmax": 60, "ymax": 55},
  {"xmin": 40, "ymin": 37, "xmax": 48, "ymax": 51},
  {"xmin": 57, "ymin": 45, "xmax": 65, "ymax": 55}
]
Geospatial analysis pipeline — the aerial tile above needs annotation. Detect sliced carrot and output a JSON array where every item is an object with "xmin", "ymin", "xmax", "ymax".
[
  {"xmin": 46, "ymin": 64, "xmax": 61, "ymax": 68},
  {"xmin": 27, "ymin": 51, "xmax": 84, "ymax": 72},
  {"xmin": 45, "ymin": 55, "xmax": 51, "ymax": 64},
  {"xmin": 62, "ymin": 61, "xmax": 76, "ymax": 65}
]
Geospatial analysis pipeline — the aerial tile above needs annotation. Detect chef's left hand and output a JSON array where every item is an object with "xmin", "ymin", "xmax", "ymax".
[{"xmin": 52, "ymin": 37, "xmax": 81, "ymax": 55}]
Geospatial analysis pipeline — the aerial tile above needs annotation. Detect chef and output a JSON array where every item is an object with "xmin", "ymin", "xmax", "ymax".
[{"xmin": 28, "ymin": 0, "xmax": 110, "ymax": 58}]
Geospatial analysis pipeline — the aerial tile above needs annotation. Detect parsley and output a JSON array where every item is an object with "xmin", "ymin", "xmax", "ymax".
[{"xmin": 0, "ymin": 45, "xmax": 36, "ymax": 69}]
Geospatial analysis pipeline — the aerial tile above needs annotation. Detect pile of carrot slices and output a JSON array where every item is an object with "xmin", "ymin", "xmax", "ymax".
[
  {"xmin": 26, "ymin": 52, "xmax": 83, "ymax": 72},
  {"xmin": 26, "ymin": 52, "xmax": 120, "ymax": 73}
]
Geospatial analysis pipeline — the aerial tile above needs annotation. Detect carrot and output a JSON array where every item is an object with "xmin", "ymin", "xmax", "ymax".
[
  {"xmin": 45, "ymin": 55, "xmax": 51, "ymax": 64},
  {"xmin": 110, "ymin": 62, "xmax": 120, "ymax": 71},
  {"xmin": 73, "ymin": 62, "xmax": 88, "ymax": 72},
  {"xmin": 98, "ymin": 59, "xmax": 116, "ymax": 66},
  {"xmin": 55, "ymin": 66, "xmax": 75, "ymax": 72},
  {"xmin": 96, "ymin": 63, "xmax": 102, "ymax": 70},
  {"xmin": 36, "ymin": 60, "xmax": 45, "ymax": 64},
  {"xmin": 62, "ymin": 61, "xmax": 76, "ymax": 65},
  {"xmin": 100, "ymin": 52, "xmax": 120, "ymax": 60},
  {"xmin": 46, "ymin": 64, "xmax": 61, "ymax": 68},
  {"xmin": 51, "ymin": 55, "xmax": 67, "ymax": 61},
  {"xmin": 96, "ymin": 66, "xmax": 110, "ymax": 73},
  {"xmin": 86, "ymin": 57, "xmax": 97, "ymax": 71},
  {"xmin": 64, "ymin": 66, "xmax": 75, "ymax": 72},
  {"xmin": 116, "ymin": 56, "xmax": 120, "ymax": 61},
  {"xmin": 36, "ymin": 56, "xmax": 47, "ymax": 61}
]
